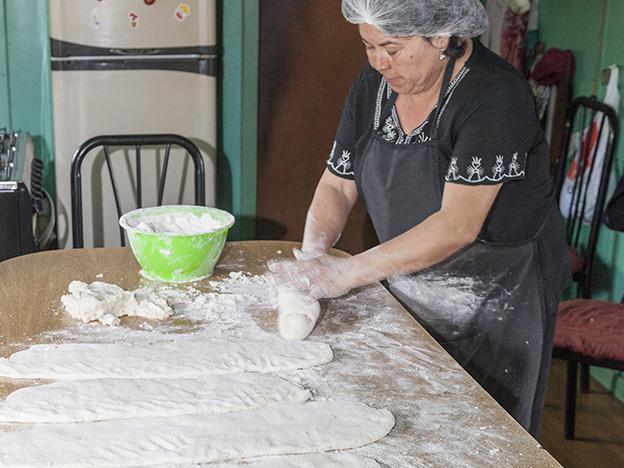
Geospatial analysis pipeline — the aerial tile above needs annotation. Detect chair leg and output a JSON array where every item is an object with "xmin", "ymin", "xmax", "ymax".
[
  {"xmin": 580, "ymin": 363, "xmax": 591, "ymax": 392},
  {"xmin": 565, "ymin": 361, "xmax": 578, "ymax": 440}
]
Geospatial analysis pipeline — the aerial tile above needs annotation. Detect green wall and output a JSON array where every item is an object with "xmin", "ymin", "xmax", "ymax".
[
  {"xmin": 0, "ymin": 0, "xmax": 258, "ymax": 240},
  {"xmin": 0, "ymin": 2, "xmax": 11, "ymax": 126},
  {"xmin": 0, "ymin": 0, "xmax": 54, "ymax": 194},
  {"xmin": 540, "ymin": 0, "xmax": 624, "ymax": 400},
  {"xmin": 218, "ymin": 0, "xmax": 258, "ymax": 240}
]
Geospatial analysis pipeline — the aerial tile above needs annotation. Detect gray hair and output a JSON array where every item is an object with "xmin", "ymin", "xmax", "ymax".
[{"xmin": 341, "ymin": 0, "xmax": 489, "ymax": 38}]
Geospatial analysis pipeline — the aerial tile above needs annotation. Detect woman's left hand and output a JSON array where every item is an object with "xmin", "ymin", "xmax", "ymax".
[{"xmin": 267, "ymin": 253, "xmax": 357, "ymax": 299}]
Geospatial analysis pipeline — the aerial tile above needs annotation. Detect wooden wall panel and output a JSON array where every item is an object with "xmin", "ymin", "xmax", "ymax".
[{"xmin": 256, "ymin": 0, "xmax": 378, "ymax": 254}]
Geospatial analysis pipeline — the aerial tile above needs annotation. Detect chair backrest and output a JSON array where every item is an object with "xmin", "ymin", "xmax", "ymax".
[
  {"xmin": 70, "ymin": 134, "xmax": 205, "ymax": 248},
  {"xmin": 555, "ymin": 96, "xmax": 619, "ymax": 297}
]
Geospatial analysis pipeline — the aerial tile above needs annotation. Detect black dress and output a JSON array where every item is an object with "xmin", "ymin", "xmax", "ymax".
[{"xmin": 327, "ymin": 39, "xmax": 571, "ymax": 435}]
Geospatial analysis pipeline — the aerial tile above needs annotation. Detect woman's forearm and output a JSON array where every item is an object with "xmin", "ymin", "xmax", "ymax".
[
  {"xmin": 346, "ymin": 182, "xmax": 502, "ymax": 287},
  {"xmin": 348, "ymin": 210, "xmax": 475, "ymax": 285},
  {"xmin": 301, "ymin": 171, "xmax": 358, "ymax": 255}
]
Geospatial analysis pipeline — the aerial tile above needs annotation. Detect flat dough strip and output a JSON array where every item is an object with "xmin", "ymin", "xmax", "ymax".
[
  {"xmin": 0, "ymin": 338, "xmax": 333, "ymax": 380},
  {"xmin": 0, "ymin": 401, "xmax": 395, "ymax": 467},
  {"xmin": 151, "ymin": 453, "xmax": 381, "ymax": 467},
  {"xmin": 0, "ymin": 374, "xmax": 311, "ymax": 423}
]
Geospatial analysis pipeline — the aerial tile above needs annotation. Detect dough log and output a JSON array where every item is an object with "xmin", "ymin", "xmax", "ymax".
[{"xmin": 277, "ymin": 287, "xmax": 321, "ymax": 341}]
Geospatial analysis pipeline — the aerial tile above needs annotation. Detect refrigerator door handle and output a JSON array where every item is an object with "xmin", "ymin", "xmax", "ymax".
[{"xmin": 110, "ymin": 48, "xmax": 160, "ymax": 56}]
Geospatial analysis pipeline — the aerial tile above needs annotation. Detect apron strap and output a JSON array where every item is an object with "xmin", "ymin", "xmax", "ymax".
[{"xmin": 430, "ymin": 56, "xmax": 456, "ymax": 140}]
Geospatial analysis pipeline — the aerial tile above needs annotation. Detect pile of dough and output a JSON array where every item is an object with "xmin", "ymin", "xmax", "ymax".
[
  {"xmin": 277, "ymin": 287, "xmax": 321, "ymax": 340},
  {"xmin": 61, "ymin": 280, "xmax": 173, "ymax": 326}
]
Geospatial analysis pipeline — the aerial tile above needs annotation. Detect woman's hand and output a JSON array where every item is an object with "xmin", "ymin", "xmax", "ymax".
[{"xmin": 267, "ymin": 254, "xmax": 358, "ymax": 299}]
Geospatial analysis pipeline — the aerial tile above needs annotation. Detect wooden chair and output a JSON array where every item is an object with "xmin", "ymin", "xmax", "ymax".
[
  {"xmin": 70, "ymin": 134, "xmax": 205, "ymax": 248},
  {"xmin": 553, "ymin": 96, "xmax": 619, "ymax": 439}
]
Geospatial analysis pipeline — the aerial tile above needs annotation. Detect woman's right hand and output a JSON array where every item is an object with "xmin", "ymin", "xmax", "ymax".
[{"xmin": 267, "ymin": 254, "xmax": 359, "ymax": 300}]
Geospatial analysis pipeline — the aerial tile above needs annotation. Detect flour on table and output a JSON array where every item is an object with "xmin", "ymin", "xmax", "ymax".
[
  {"xmin": 0, "ymin": 401, "xmax": 394, "ymax": 466},
  {"xmin": 61, "ymin": 280, "xmax": 173, "ymax": 326},
  {"xmin": 0, "ymin": 373, "xmax": 311, "ymax": 423},
  {"xmin": 149, "ymin": 453, "xmax": 380, "ymax": 467},
  {"xmin": 0, "ymin": 338, "xmax": 333, "ymax": 380}
]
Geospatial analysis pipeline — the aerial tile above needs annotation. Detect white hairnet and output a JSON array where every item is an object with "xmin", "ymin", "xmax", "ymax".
[{"xmin": 341, "ymin": 0, "xmax": 489, "ymax": 38}]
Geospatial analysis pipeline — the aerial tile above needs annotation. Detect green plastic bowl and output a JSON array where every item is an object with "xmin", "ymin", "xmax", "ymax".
[{"xmin": 119, "ymin": 205, "xmax": 235, "ymax": 283}]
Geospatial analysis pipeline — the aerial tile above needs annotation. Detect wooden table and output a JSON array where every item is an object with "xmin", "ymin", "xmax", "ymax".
[{"xmin": 0, "ymin": 241, "xmax": 561, "ymax": 467}]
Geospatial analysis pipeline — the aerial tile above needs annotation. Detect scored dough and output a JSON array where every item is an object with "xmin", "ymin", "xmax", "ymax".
[
  {"xmin": 0, "ymin": 338, "xmax": 333, "ymax": 380},
  {"xmin": 277, "ymin": 287, "xmax": 321, "ymax": 340},
  {"xmin": 153, "ymin": 453, "xmax": 381, "ymax": 467},
  {"xmin": 0, "ymin": 373, "xmax": 311, "ymax": 423},
  {"xmin": 0, "ymin": 401, "xmax": 395, "ymax": 466}
]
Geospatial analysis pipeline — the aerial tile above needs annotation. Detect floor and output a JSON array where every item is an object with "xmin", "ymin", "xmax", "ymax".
[{"xmin": 539, "ymin": 359, "xmax": 624, "ymax": 467}]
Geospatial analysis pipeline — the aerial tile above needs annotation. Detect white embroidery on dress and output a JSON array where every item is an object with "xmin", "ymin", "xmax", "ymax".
[
  {"xmin": 508, "ymin": 152, "xmax": 521, "ymax": 176},
  {"xmin": 326, "ymin": 141, "xmax": 354, "ymax": 176},
  {"xmin": 466, "ymin": 157, "xmax": 485, "ymax": 181},
  {"xmin": 416, "ymin": 133, "xmax": 431, "ymax": 143},
  {"xmin": 374, "ymin": 78, "xmax": 388, "ymax": 130},
  {"xmin": 446, "ymin": 157, "xmax": 460, "ymax": 180},
  {"xmin": 381, "ymin": 116, "xmax": 397, "ymax": 142},
  {"xmin": 445, "ymin": 152, "xmax": 527, "ymax": 183},
  {"xmin": 492, "ymin": 155, "xmax": 505, "ymax": 180},
  {"xmin": 374, "ymin": 66, "xmax": 470, "ymax": 144}
]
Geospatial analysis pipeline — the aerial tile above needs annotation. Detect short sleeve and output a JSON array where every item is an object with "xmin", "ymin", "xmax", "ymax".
[
  {"xmin": 326, "ymin": 140, "xmax": 355, "ymax": 179},
  {"xmin": 444, "ymin": 85, "xmax": 535, "ymax": 185},
  {"xmin": 326, "ymin": 68, "xmax": 371, "ymax": 180}
]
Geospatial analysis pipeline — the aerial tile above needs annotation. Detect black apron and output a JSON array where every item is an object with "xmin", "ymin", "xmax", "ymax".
[{"xmin": 353, "ymin": 59, "xmax": 565, "ymax": 433}]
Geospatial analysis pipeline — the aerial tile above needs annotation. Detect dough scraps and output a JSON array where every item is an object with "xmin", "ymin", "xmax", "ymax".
[
  {"xmin": 0, "ymin": 401, "xmax": 394, "ymax": 466},
  {"xmin": 0, "ymin": 373, "xmax": 310, "ymax": 423},
  {"xmin": 277, "ymin": 287, "xmax": 321, "ymax": 341},
  {"xmin": 0, "ymin": 338, "xmax": 333, "ymax": 380},
  {"xmin": 61, "ymin": 280, "xmax": 173, "ymax": 326}
]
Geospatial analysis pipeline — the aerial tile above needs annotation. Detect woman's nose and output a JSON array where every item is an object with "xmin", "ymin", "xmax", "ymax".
[{"xmin": 370, "ymin": 51, "xmax": 390, "ymax": 72}]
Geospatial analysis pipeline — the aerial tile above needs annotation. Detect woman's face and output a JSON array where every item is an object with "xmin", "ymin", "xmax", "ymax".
[{"xmin": 359, "ymin": 24, "xmax": 449, "ymax": 96}]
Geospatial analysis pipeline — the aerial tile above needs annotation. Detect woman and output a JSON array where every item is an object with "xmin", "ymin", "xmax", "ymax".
[{"xmin": 269, "ymin": 0, "xmax": 570, "ymax": 436}]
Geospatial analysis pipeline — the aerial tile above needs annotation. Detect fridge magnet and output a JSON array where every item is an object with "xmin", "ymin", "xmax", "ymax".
[
  {"xmin": 90, "ymin": 8, "xmax": 101, "ymax": 29},
  {"xmin": 144, "ymin": 0, "xmax": 156, "ymax": 4},
  {"xmin": 128, "ymin": 11, "xmax": 139, "ymax": 29},
  {"xmin": 174, "ymin": 3, "xmax": 191, "ymax": 21}
]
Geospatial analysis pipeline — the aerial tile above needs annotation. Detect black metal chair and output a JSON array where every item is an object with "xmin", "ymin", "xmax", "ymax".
[
  {"xmin": 554, "ymin": 97, "xmax": 619, "ymax": 300},
  {"xmin": 70, "ymin": 134, "xmax": 205, "ymax": 248},
  {"xmin": 553, "ymin": 96, "xmax": 619, "ymax": 439}
]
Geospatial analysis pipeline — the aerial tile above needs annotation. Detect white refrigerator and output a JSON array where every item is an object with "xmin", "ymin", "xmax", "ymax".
[{"xmin": 50, "ymin": 0, "xmax": 217, "ymax": 248}]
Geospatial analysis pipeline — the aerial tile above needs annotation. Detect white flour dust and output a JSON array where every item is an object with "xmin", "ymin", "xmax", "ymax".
[
  {"xmin": 388, "ymin": 271, "xmax": 516, "ymax": 340},
  {"xmin": 389, "ymin": 273, "xmax": 483, "ymax": 339},
  {"xmin": 2, "ymin": 247, "xmax": 551, "ymax": 467}
]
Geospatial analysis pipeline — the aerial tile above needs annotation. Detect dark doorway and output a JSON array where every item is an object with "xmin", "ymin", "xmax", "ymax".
[{"xmin": 256, "ymin": 0, "xmax": 378, "ymax": 254}]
